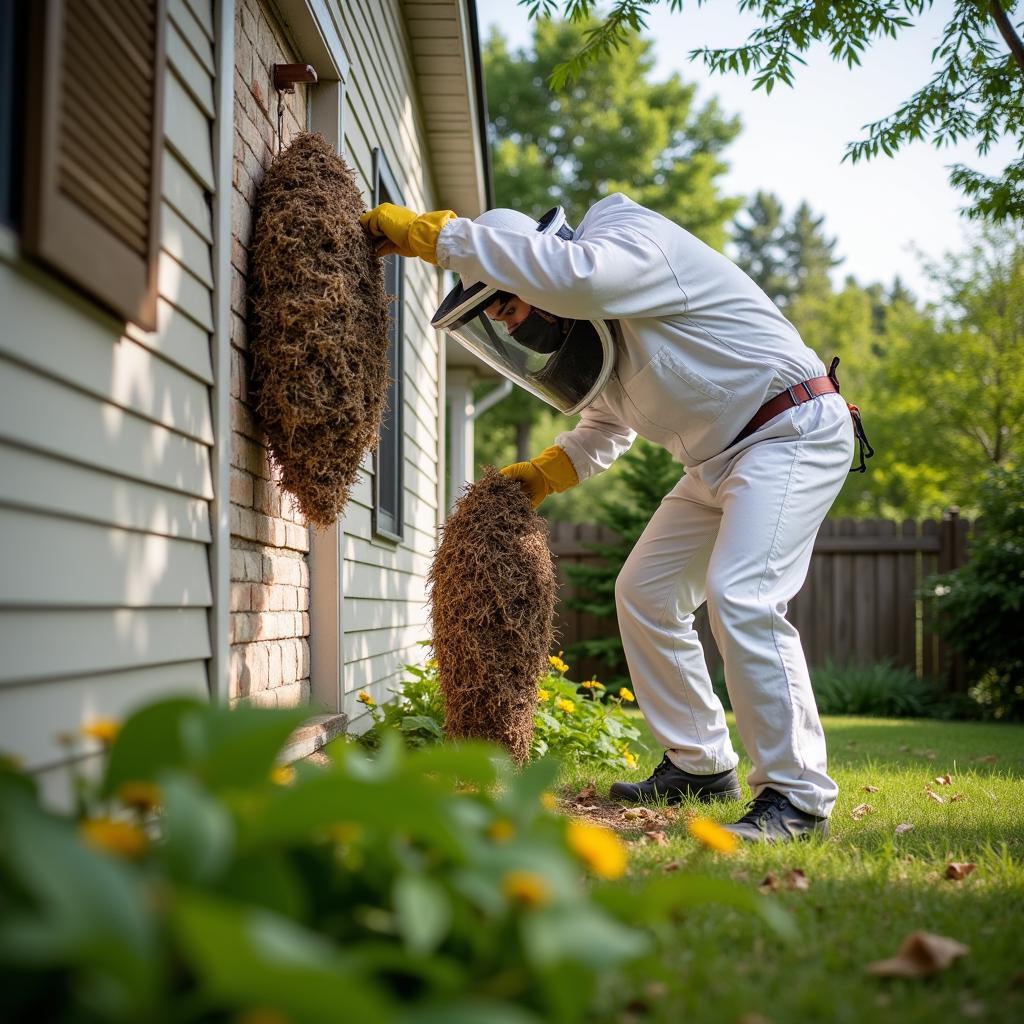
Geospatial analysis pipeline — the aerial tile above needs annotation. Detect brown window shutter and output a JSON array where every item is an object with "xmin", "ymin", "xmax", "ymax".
[{"xmin": 23, "ymin": 0, "xmax": 166, "ymax": 330}]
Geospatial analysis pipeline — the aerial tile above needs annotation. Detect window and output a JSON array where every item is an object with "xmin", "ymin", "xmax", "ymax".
[
  {"xmin": 0, "ymin": 0, "xmax": 25, "ymax": 229},
  {"xmin": 20, "ymin": 0, "xmax": 166, "ymax": 328},
  {"xmin": 371, "ymin": 148, "xmax": 405, "ymax": 542}
]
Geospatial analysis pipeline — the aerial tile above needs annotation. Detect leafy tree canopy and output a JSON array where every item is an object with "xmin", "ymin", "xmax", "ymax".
[{"xmin": 521, "ymin": 0, "xmax": 1024, "ymax": 222}]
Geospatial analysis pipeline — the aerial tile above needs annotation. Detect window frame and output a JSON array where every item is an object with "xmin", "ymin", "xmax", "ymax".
[{"xmin": 370, "ymin": 147, "xmax": 405, "ymax": 544}]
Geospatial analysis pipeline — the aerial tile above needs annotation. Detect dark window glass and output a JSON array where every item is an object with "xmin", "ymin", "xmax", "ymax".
[
  {"xmin": 0, "ymin": 0, "xmax": 25, "ymax": 228},
  {"xmin": 372, "ymin": 149, "xmax": 404, "ymax": 541}
]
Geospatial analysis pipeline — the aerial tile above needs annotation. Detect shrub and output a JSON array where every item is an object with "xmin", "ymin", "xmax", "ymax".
[
  {"xmin": 810, "ymin": 659, "xmax": 954, "ymax": 718},
  {"xmin": 925, "ymin": 465, "xmax": 1024, "ymax": 720},
  {"xmin": 362, "ymin": 654, "xmax": 646, "ymax": 773},
  {"xmin": 0, "ymin": 699, "xmax": 791, "ymax": 1024}
]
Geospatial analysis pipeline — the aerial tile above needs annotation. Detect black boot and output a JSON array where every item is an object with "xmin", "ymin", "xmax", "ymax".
[
  {"xmin": 722, "ymin": 786, "xmax": 829, "ymax": 843},
  {"xmin": 610, "ymin": 753, "xmax": 742, "ymax": 804}
]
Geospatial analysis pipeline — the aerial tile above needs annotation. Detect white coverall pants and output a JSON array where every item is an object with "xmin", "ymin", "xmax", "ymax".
[{"xmin": 615, "ymin": 393, "xmax": 854, "ymax": 819}]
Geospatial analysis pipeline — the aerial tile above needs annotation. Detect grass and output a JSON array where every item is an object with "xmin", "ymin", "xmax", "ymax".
[{"xmin": 558, "ymin": 713, "xmax": 1024, "ymax": 1024}]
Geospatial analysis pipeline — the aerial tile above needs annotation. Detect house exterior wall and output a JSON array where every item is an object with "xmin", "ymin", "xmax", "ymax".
[
  {"xmin": 331, "ymin": 0, "xmax": 445, "ymax": 728},
  {"xmin": 0, "ymin": 0, "xmax": 220, "ymax": 796},
  {"xmin": 228, "ymin": 0, "xmax": 312, "ymax": 709},
  {"xmin": 230, "ymin": 0, "xmax": 445, "ymax": 722}
]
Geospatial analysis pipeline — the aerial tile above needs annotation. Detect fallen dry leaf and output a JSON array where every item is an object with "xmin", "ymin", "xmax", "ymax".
[
  {"xmin": 663, "ymin": 859, "xmax": 682, "ymax": 873},
  {"xmin": 851, "ymin": 802, "xmax": 874, "ymax": 820},
  {"xmin": 945, "ymin": 862, "xmax": 977, "ymax": 881},
  {"xmin": 898, "ymin": 745, "xmax": 911, "ymax": 753},
  {"xmin": 950, "ymin": 793, "xmax": 965, "ymax": 802},
  {"xmin": 895, "ymin": 822, "xmax": 915, "ymax": 836},
  {"xmin": 863, "ymin": 785, "xmax": 880, "ymax": 793},
  {"xmin": 978, "ymin": 754, "xmax": 998, "ymax": 764},
  {"xmin": 622, "ymin": 806, "xmax": 657, "ymax": 822},
  {"xmin": 759, "ymin": 871, "xmax": 780, "ymax": 892},
  {"xmin": 925, "ymin": 789, "xmax": 947, "ymax": 804},
  {"xmin": 866, "ymin": 930, "xmax": 969, "ymax": 978},
  {"xmin": 960, "ymin": 997, "xmax": 985, "ymax": 1019},
  {"xmin": 644, "ymin": 829, "xmax": 669, "ymax": 846},
  {"xmin": 576, "ymin": 782, "xmax": 598, "ymax": 801},
  {"xmin": 934, "ymin": 773, "xmax": 953, "ymax": 785},
  {"xmin": 576, "ymin": 804, "xmax": 601, "ymax": 812},
  {"xmin": 784, "ymin": 868, "xmax": 810, "ymax": 891}
]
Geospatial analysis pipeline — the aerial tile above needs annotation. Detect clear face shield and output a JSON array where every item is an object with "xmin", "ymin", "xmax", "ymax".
[{"xmin": 431, "ymin": 208, "xmax": 617, "ymax": 416}]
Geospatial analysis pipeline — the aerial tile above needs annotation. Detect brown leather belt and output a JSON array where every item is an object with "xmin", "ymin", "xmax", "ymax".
[{"xmin": 733, "ymin": 375, "xmax": 839, "ymax": 446}]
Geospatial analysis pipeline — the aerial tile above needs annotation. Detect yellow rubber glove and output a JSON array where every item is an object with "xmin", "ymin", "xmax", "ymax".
[
  {"xmin": 359, "ymin": 203, "xmax": 457, "ymax": 264},
  {"xmin": 500, "ymin": 445, "xmax": 579, "ymax": 509}
]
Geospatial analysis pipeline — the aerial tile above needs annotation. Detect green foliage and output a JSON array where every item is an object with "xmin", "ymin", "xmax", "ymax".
[
  {"xmin": 534, "ymin": 658, "xmax": 646, "ymax": 766},
  {"xmin": 926, "ymin": 464, "xmax": 1024, "ymax": 720},
  {"xmin": 529, "ymin": 1, "xmax": 1024, "ymax": 222},
  {"xmin": 733, "ymin": 192, "xmax": 839, "ymax": 309},
  {"xmin": 562, "ymin": 440, "xmax": 684, "ymax": 684},
  {"xmin": 809, "ymin": 660, "xmax": 969, "ymax": 719},
  {"xmin": 361, "ymin": 656, "xmax": 646, "ymax": 773},
  {"xmin": 0, "ymin": 698, "xmax": 793, "ymax": 1023}
]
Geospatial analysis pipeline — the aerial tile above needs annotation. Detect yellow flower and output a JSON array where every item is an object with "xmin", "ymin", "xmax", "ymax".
[
  {"xmin": 270, "ymin": 764, "xmax": 296, "ymax": 786},
  {"xmin": 556, "ymin": 698, "xmax": 575, "ymax": 714},
  {"xmin": 81, "ymin": 718, "xmax": 120, "ymax": 745},
  {"xmin": 540, "ymin": 791, "xmax": 559, "ymax": 811},
  {"xmin": 116, "ymin": 780, "xmax": 162, "ymax": 812},
  {"xmin": 623, "ymin": 750, "xmax": 638, "ymax": 769},
  {"xmin": 356, "ymin": 690, "xmax": 376, "ymax": 708},
  {"xmin": 566, "ymin": 821, "xmax": 628, "ymax": 880},
  {"xmin": 326, "ymin": 822, "xmax": 363, "ymax": 845},
  {"xmin": 581, "ymin": 678, "xmax": 605, "ymax": 690},
  {"xmin": 488, "ymin": 818, "xmax": 516, "ymax": 843},
  {"xmin": 537, "ymin": 687, "xmax": 551, "ymax": 702},
  {"xmin": 688, "ymin": 816, "xmax": 739, "ymax": 854},
  {"xmin": 548, "ymin": 654, "xmax": 569, "ymax": 674},
  {"xmin": 425, "ymin": 658, "xmax": 438, "ymax": 670},
  {"xmin": 618, "ymin": 687, "xmax": 636, "ymax": 703},
  {"xmin": 502, "ymin": 870, "xmax": 551, "ymax": 907},
  {"xmin": 80, "ymin": 816, "xmax": 147, "ymax": 860}
]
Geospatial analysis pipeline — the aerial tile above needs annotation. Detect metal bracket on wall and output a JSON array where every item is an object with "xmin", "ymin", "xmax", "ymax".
[{"xmin": 272, "ymin": 63, "xmax": 318, "ymax": 153}]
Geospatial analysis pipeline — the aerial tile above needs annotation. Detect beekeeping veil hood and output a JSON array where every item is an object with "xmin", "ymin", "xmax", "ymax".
[{"xmin": 431, "ymin": 207, "xmax": 616, "ymax": 415}]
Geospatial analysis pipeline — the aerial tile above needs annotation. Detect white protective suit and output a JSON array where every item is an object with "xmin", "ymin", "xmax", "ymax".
[{"xmin": 436, "ymin": 193, "xmax": 854, "ymax": 817}]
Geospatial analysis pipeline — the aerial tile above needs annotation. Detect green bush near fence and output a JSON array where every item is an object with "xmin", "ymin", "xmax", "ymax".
[
  {"xmin": 0, "ymin": 698, "xmax": 792, "ymax": 1024},
  {"xmin": 925, "ymin": 464, "xmax": 1024, "ymax": 721}
]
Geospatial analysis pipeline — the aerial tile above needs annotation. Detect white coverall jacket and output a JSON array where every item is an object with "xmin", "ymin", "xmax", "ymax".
[{"xmin": 437, "ymin": 193, "xmax": 854, "ymax": 818}]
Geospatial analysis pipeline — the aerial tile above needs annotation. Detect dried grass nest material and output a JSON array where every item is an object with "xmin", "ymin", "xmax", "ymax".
[
  {"xmin": 428, "ymin": 469, "xmax": 557, "ymax": 764},
  {"xmin": 249, "ymin": 132, "xmax": 390, "ymax": 527}
]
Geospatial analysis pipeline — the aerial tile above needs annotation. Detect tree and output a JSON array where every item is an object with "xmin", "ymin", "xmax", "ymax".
[
  {"xmin": 732, "ymin": 192, "xmax": 839, "ymax": 308},
  {"xmin": 833, "ymin": 225, "xmax": 1024, "ymax": 518},
  {"xmin": 525, "ymin": 1, "xmax": 1024, "ymax": 222},
  {"xmin": 476, "ymin": 17, "xmax": 742, "ymax": 472}
]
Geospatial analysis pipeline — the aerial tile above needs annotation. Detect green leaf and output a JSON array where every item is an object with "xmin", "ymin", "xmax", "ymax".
[
  {"xmin": 403, "ymin": 1001, "xmax": 541, "ymax": 1024},
  {"xmin": 102, "ymin": 697, "xmax": 205, "ymax": 795},
  {"xmin": 0, "ymin": 784, "xmax": 160, "ymax": 1015},
  {"xmin": 521, "ymin": 905, "xmax": 650, "ymax": 969},
  {"xmin": 159, "ymin": 773, "xmax": 235, "ymax": 884},
  {"xmin": 393, "ymin": 874, "xmax": 451, "ymax": 955},
  {"xmin": 171, "ymin": 891, "xmax": 392, "ymax": 1021}
]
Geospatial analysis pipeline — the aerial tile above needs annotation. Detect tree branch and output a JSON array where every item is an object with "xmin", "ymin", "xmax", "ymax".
[{"xmin": 988, "ymin": 1, "xmax": 1024, "ymax": 73}]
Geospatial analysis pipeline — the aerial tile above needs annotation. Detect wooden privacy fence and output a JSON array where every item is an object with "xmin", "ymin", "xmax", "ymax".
[{"xmin": 548, "ymin": 511, "xmax": 972, "ymax": 691}]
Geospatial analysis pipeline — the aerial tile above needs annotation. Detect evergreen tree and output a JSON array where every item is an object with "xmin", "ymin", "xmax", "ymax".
[
  {"xmin": 732, "ymin": 191, "xmax": 790, "ymax": 306},
  {"xmin": 784, "ymin": 200, "xmax": 840, "ymax": 302},
  {"xmin": 561, "ymin": 440, "xmax": 684, "ymax": 685}
]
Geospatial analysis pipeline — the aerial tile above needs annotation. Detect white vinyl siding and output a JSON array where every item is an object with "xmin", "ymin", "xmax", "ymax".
[
  {"xmin": 0, "ymin": 0, "xmax": 219, "ymax": 788},
  {"xmin": 331, "ymin": 0, "xmax": 443, "ymax": 727}
]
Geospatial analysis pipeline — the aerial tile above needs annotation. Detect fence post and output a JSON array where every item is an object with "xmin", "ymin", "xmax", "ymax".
[{"xmin": 937, "ymin": 507, "xmax": 967, "ymax": 692}]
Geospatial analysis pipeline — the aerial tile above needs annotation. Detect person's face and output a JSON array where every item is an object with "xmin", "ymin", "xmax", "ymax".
[{"xmin": 484, "ymin": 295, "xmax": 557, "ymax": 332}]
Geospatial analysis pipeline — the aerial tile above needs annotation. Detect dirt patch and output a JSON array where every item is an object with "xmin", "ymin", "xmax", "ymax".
[
  {"xmin": 428, "ymin": 469, "xmax": 557, "ymax": 764},
  {"xmin": 248, "ymin": 132, "xmax": 390, "ymax": 527},
  {"xmin": 561, "ymin": 780, "xmax": 694, "ymax": 838}
]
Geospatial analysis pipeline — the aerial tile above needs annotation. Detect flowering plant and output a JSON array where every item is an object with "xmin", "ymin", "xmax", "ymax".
[{"xmin": 0, "ymin": 699, "xmax": 792, "ymax": 1023}]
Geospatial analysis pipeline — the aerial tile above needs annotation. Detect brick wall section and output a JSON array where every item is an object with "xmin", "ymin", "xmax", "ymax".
[{"xmin": 229, "ymin": 0, "xmax": 312, "ymax": 709}]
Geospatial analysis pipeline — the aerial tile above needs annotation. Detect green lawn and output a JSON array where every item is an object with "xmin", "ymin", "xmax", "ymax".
[{"xmin": 558, "ymin": 713, "xmax": 1024, "ymax": 1024}]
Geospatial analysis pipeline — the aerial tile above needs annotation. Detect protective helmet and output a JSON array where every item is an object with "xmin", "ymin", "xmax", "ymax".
[{"xmin": 431, "ymin": 207, "xmax": 617, "ymax": 415}]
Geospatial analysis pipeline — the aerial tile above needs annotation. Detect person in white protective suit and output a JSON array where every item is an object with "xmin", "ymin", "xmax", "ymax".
[{"xmin": 361, "ymin": 193, "xmax": 873, "ymax": 842}]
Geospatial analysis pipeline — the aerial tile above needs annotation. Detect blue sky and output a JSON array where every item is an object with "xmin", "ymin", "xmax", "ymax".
[{"xmin": 479, "ymin": 0, "xmax": 1018, "ymax": 302}]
